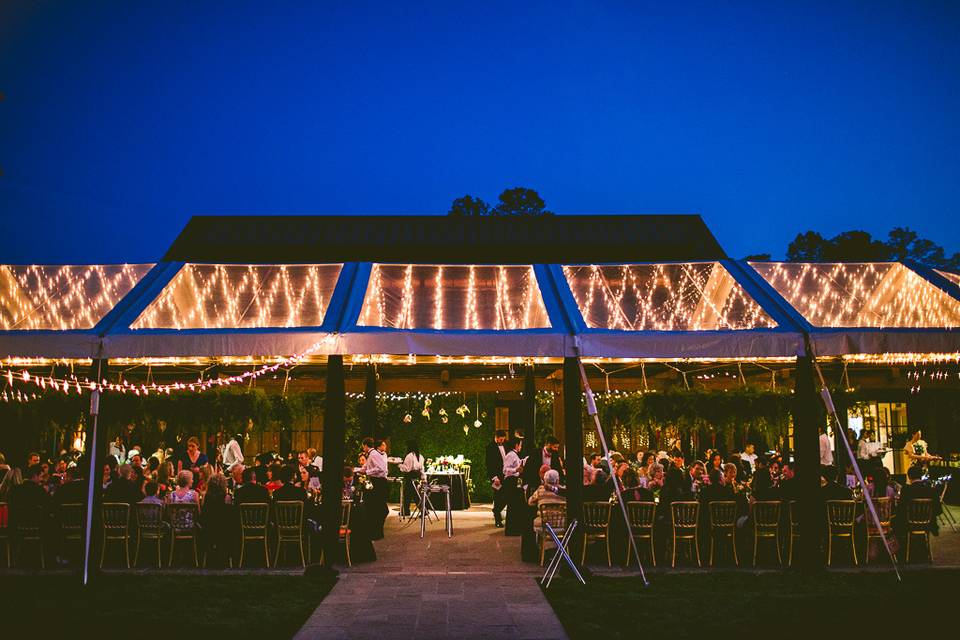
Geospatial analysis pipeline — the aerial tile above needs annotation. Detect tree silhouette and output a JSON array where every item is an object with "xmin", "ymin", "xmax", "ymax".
[
  {"xmin": 447, "ymin": 187, "xmax": 553, "ymax": 216},
  {"xmin": 784, "ymin": 227, "xmax": 959, "ymax": 270}
]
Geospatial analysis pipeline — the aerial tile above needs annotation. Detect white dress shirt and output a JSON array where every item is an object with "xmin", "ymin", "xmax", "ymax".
[
  {"xmin": 503, "ymin": 450, "xmax": 522, "ymax": 478},
  {"xmin": 221, "ymin": 438, "xmax": 244, "ymax": 470},
  {"xmin": 399, "ymin": 452, "xmax": 425, "ymax": 478},
  {"xmin": 740, "ymin": 452, "xmax": 757, "ymax": 472},
  {"xmin": 312, "ymin": 455, "xmax": 324, "ymax": 472},
  {"xmin": 362, "ymin": 448, "xmax": 388, "ymax": 478},
  {"xmin": 819, "ymin": 433, "xmax": 834, "ymax": 466}
]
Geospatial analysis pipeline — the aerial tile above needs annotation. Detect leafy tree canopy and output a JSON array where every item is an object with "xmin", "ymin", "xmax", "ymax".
[
  {"xmin": 784, "ymin": 227, "xmax": 959, "ymax": 270},
  {"xmin": 448, "ymin": 187, "xmax": 554, "ymax": 217}
]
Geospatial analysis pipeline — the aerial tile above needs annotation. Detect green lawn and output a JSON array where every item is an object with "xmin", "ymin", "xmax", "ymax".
[
  {"xmin": 544, "ymin": 570, "xmax": 957, "ymax": 637},
  {"xmin": 0, "ymin": 574, "xmax": 335, "ymax": 636}
]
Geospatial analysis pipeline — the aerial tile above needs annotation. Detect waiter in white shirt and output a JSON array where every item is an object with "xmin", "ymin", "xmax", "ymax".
[
  {"xmin": 502, "ymin": 438, "xmax": 525, "ymax": 536},
  {"xmin": 361, "ymin": 437, "xmax": 389, "ymax": 540},
  {"xmin": 221, "ymin": 433, "xmax": 245, "ymax": 472},
  {"xmin": 819, "ymin": 425, "xmax": 834, "ymax": 466},
  {"xmin": 485, "ymin": 430, "xmax": 509, "ymax": 527},
  {"xmin": 398, "ymin": 439, "xmax": 425, "ymax": 517}
]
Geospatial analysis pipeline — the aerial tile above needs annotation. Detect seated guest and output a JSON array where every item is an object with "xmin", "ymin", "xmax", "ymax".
[
  {"xmin": 104, "ymin": 464, "xmax": 143, "ymax": 505},
  {"xmin": 264, "ymin": 463, "xmax": 284, "ymax": 494},
  {"xmin": 660, "ymin": 450, "xmax": 690, "ymax": 506},
  {"xmin": 778, "ymin": 461, "xmax": 801, "ymax": 503},
  {"xmin": 201, "ymin": 473, "xmax": 235, "ymax": 566},
  {"xmin": 645, "ymin": 463, "xmax": 665, "ymax": 494},
  {"xmin": 271, "ymin": 465, "xmax": 307, "ymax": 504},
  {"xmin": 621, "ymin": 468, "xmax": 654, "ymax": 502},
  {"xmin": 528, "ymin": 470, "xmax": 565, "ymax": 530},
  {"xmin": 140, "ymin": 480, "xmax": 164, "ymax": 505},
  {"xmin": 820, "ymin": 465, "xmax": 852, "ymax": 501},
  {"xmin": 637, "ymin": 452, "xmax": 656, "ymax": 487},
  {"xmin": 699, "ymin": 468, "xmax": 734, "ymax": 503},
  {"xmin": 8, "ymin": 464, "xmax": 50, "ymax": 532},
  {"xmin": 54, "ymin": 466, "xmax": 87, "ymax": 506},
  {"xmin": 688, "ymin": 461, "xmax": 707, "ymax": 495},
  {"xmin": 895, "ymin": 465, "xmax": 942, "ymax": 541},
  {"xmin": 234, "ymin": 467, "xmax": 269, "ymax": 505},
  {"xmin": 751, "ymin": 458, "xmax": 781, "ymax": 501},
  {"xmin": 865, "ymin": 467, "xmax": 897, "ymax": 501},
  {"xmin": 228, "ymin": 463, "xmax": 245, "ymax": 493},
  {"xmin": 167, "ymin": 470, "xmax": 198, "ymax": 504},
  {"xmin": 157, "ymin": 461, "xmax": 175, "ymax": 497}
]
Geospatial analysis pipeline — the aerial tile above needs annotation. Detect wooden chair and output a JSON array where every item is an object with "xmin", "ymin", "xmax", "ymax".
[
  {"xmin": 581, "ymin": 501, "xmax": 613, "ymax": 566},
  {"xmin": 134, "ymin": 503, "xmax": 167, "ymax": 567},
  {"xmin": 752, "ymin": 500, "xmax": 781, "ymax": 566},
  {"xmin": 59, "ymin": 503, "xmax": 85, "ymax": 560},
  {"xmin": 0, "ymin": 502, "xmax": 9, "ymax": 567},
  {"xmin": 826, "ymin": 500, "xmax": 857, "ymax": 566},
  {"xmin": 626, "ymin": 501, "xmax": 656, "ymax": 567},
  {"xmin": 670, "ymin": 501, "xmax": 700, "ymax": 568},
  {"xmin": 708, "ymin": 501, "xmax": 738, "ymax": 567},
  {"xmin": 167, "ymin": 503, "xmax": 200, "ymax": 567},
  {"xmin": 15, "ymin": 505, "xmax": 45, "ymax": 568},
  {"xmin": 905, "ymin": 498, "xmax": 934, "ymax": 563},
  {"xmin": 274, "ymin": 501, "xmax": 306, "ymax": 567},
  {"xmin": 100, "ymin": 502, "xmax": 130, "ymax": 568},
  {"xmin": 239, "ymin": 502, "xmax": 270, "ymax": 568},
  {"xmin": 864, "ymin": 496, "xmax": 893, "ymax": 564},
  {"xmin": 536, "ymin": 503, "xmax": 567, "ymax": 566},
  {"xmin": 788, "ymin": 500, "xmax": 800, "ymax": 567}
]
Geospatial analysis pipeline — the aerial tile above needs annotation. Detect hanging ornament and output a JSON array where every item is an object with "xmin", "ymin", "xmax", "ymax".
[
  {"xmin": 456, "ymin": 404, "xmax": 470, "ymax": 417},
  {"xmin": 474, "ymin": 419, "xmax": 482, "ymax": 428},
  {"xmin": 463, "ymin": 425, "xmax": 470, "ymax": 435},
  {"xmin": 403, "ymin": 413, "xmax": 412, "ymax": 424}
]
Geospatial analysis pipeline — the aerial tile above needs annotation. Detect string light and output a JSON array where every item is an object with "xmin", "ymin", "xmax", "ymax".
[
  {"xmin": 751, "ymin": 262, "xmax": 960, "ymax": 328},
  {"xmin": 358, "ymin": 264, "xmax": 550, "ymax": 330},
  {"xmin": 563, "ymin": 263, "xmax": 775, "ymax": 331},
  {"xmin": 132, "ymin": 263, "xmax": 342, "ymax": 329},
  {"xmin": 936, "ymin": 270, "xmax": 960, "ymax": 287},
  {"xmin": 0, "ymin": 264, "xmax": 152, "ymax": 330}
]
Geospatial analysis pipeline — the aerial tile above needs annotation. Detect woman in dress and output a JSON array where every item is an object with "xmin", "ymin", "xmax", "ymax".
[
  {"xmin": 177, "ymin": 437, "xmax": 208, "ymax": 474},
  {"xmin": 167, "ymin": 470, "xmax": 198, "ymax": 505}
]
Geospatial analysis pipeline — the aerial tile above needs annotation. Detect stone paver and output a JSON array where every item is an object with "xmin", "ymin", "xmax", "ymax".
[{"xmin": 294, "ymin": 506, "xmax": 567, "ymax": 640}]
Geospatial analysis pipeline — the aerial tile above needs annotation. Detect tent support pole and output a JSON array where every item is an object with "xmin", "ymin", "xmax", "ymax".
[
  {"xmin": 363, "ymin": 364, "xmax": 378, "ymax": 438},
  {"xmin": 562, "ymin": 357, "xmax": 584, "ymax": 558},
  {"xmin": 321, "ymin": 355, "xmax": 347, "ymax": 567},
  {"xmin": 82, "ymin": 358, "xmax": 108, "ymax": 586},
  {"xmin": 793, "ymin": 353, "xmax": 824, "ymax": 573}
]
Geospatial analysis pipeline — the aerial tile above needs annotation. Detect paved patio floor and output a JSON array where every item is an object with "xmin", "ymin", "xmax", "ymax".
[{"xmin": 294, "ymin": 505, "xmax": 568, "ymax": 640}]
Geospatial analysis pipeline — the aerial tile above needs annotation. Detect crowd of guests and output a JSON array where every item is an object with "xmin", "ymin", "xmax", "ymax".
[{"xmin": 489, "ymin": 434, "xmax": 948, "ymax": 565}]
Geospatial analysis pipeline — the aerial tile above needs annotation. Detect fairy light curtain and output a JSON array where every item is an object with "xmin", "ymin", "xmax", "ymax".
[
  {"xmin": 0, "ymin": 264, "xmax": 153, "ymax": 330},
  {"xmin": 562, "ymin": 263, "xmax": 775, "ymax": 331},
  {"xmin": 936, "ymin": 269, "xmax": 960, "ymax": 288},
  {"xmin": 131, "ymin": 264, "xmax": 342, "ymax": 329},
  {"xmin": 357, "ymin": 264, "xmax": 551, "ymax": 330},
  {"xmin": 750, "ymin": 262, "xmax": 960, "ymax": 328}
]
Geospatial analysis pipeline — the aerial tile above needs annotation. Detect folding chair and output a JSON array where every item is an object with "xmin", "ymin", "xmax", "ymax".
[
  {"xmin": 537, "ymin": 503, "xmax": 567, "ymax": 566},
  {"xmin": 626, "ymin": 501, "xmax": 656, "ymax": 567},
  {"xmin": 274, "ymin": 501, "xmax": 306, "ymax": 567},
  {"xmin": 581, "ymin": 501, "xmax": 612, "ymax": 566},
  {"xmin": 709, "ymin": 501, "xmax": 738, "ymax": 567},
  {"xmin": 239, "ymin": 502, "xmax": 270, "ymax": 568},
  {"xmin": 826, "ymin": 500, "xmax": 857, "ymax": 566},
  {"xmin": 752, "ymin": 501, "xmax": 781, "ymax": 566}
]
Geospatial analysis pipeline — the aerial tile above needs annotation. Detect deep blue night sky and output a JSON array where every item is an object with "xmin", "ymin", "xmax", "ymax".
[{"xmin": 1, "ymin": 1, "xmax": 958, "ymax": 263}]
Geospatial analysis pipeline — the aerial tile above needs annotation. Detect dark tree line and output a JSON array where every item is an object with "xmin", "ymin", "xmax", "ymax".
[{"xmin": 447, "ymin": 187, "xmax": 553, "ymax": 217}]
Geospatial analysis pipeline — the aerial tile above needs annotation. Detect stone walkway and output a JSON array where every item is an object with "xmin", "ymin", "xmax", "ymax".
[{"xmin": 294, "ymin": 506, "xmax": 567, "ymax": 640}]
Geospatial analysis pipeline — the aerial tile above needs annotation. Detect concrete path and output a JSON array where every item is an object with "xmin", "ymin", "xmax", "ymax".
[{"xmin": 294, "ymin": 506, "xmax": 567, "ymax": 640}]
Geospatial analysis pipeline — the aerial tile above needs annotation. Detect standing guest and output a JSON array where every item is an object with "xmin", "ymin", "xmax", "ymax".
[
  {"xmin": 178, "ymin": 437, "xmax": 208, "ymax": 474},
  {"xmin": 307, "ymin": 447, "xmax": 323, "ymax": 472},
  {"xmin": 485, "ymin": 430, "xmax": 509, "ymax": 527},
  {"xmin": 221, "ymin": 433, "xmax": 245, "ymax": 473},
  {"xmin": 108, "ymin": 437, "xmax": 125, "ymax": 465},
  {"xmin": 167, "ymin": 470, "xmax": 199, "ymax": 504},
  {"xmin": 739, "ymin": 443, "xmax": 758, "ymax": 476},
  {"xmin": 502, "ymin": 438, "xmax": 526, "ymax": 536},
  {"xmin": 523, "ymin": 435, "xmax": 565, "ymax": 492},
  {"xmin": 234, "ymin": 467, "xmax": 269, "ymax": 505},
  {"xmin": 904, "ymin": 429, "xmax": 942, "ymax": 469},
  {"xmin": 399, "ymin": 440, "xmax": 425, "ymax": 518},
  {"xmin": 819, "ymin": 425, "xmax": 834, "ymax": 467},
  {"xmin": 360, "ymin": 438, "xmax": 389, "ymax": 540},
  {"xmin": 342, "ymin": 466, "xmax": 356, "ymax": 500}
]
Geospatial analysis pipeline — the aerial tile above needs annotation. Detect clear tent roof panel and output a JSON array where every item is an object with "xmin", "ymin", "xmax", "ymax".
[
  {"xmin": 0, "ymin": 264, "xmax": 153, "ymax": 330},
  {"xmin": 357, "ymin": 264, "xmax": 551, "ymax": 330},
  {"xmin": 750, "ymin": 262, "xmax": 960, "ymax": 329},
  {"xmin": 131, "ymin": 263, "xmax": 343, "ymax": 329},
  {"xmin": 562, "ymin": 263, "xmax": 777, "ymax": 331},
  {"xmin": 936, "ymin": 269, "xmax": 960, "ymax": 287}
]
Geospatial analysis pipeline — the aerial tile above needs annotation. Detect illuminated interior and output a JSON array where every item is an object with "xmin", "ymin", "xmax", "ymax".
[
  {"xmin": 562, "ymin": 263, "xmax": 775, "ymax": 331},
  {"xmin": 937, "ymin": 269, "xmax": 960, "ymax": 287},
  {"xmin": 132, "ymin": 263, "xmax": 343, "ymax": 329},
  {"xmin": 0, "ymin": 264, "xmax": 153, "ymax": 330},
  {"xmin": 750, "ymin": 262, "xmax": 960, "ymax": 328},
  {"xmin": 357, "ymin": 264, "xmax": 551, "ymax": 330}
]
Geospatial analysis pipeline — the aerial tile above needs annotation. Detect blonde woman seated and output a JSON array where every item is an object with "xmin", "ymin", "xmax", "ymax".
[
  {"xmin": 529, "ymin": 469, "xmax": 565, "ymax": 529},
  {"xmin": 167, "ymin": 470, "xmax": 198, "ymax": 504}
]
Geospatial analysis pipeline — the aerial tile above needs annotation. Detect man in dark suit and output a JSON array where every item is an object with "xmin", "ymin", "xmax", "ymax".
[
  {"xmin": 895, "ymin": 465, "xmax": 943, "ymax": 540},
  {"xmin": 103, "ymin": 464, "xmax": 142, "ymax": 505},
  {"xmin": 272, "ymin": 465, "xmax": 308, "ymax": 505},
  {"xmin": 54, "ymin": 466, "xmax": 87, "ymax": 506},
  {"xmin": 777, "ymin": 461, "xmax": 801, "ymax": 503},
  {"xmin": 485, "ymin": 430, "xmax": 509, "ymax": 527},
  {"xmin": 235, "ymin": 467, "xmax": 270, "ymax": 505},
  {"xmin": 8, "ymin": 464, "xmax": 51, "ymax": 538},
  {"xmin": 522, "ymin": 436, "xmax": 565, "ymax": 494}
]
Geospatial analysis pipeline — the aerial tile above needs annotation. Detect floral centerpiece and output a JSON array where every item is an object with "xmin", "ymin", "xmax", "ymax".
[{"xmin": 425, "ymin": 454, "xmax": 471, "ymax": 474}]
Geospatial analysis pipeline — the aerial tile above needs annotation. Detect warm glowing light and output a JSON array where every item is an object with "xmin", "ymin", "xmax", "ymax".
[
  {"xmin": 563, "ymin": 263, "xmax": 775, "ymax": 331},
  {"xmin": 841, "ymin": 352, "xmax": 960, "ymax": 365},
  {"xmin": 751, "ymin": 262, "xmax": 960, "ymax": 328},
  {"xmin": 358, "ymin": 264, "xmax": 550, "ymax": 330},
  {"xmin": 0, "ymin": 264, "xmax": 152, "ymax": 330},
  {"xmin": 936, "ymin": 269, "xmax": 960, "ymax": 287},
  {"xmin": 132, "ymin": 263, "xmax": 342, "ymax": 329}
]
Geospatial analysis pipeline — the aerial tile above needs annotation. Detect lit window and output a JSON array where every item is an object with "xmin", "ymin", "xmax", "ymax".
[
  {"xmin": 562, "ymin": 263, "xmax": 775, "ymax": 331},
  {"xmin": 0, "ymin": 264, "xmax": 152, "ymax": 330},
  {"xmin": 358, "ymin": 264, "xmax": 550, "ymax": 330},
  {"xmin": 132, "ymin": 264, "xmax": 342, "ymax": 329}
]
